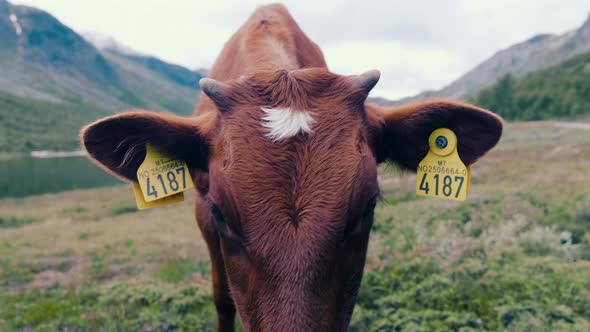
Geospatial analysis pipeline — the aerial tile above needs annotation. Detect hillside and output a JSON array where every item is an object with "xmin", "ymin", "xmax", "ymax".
[
  {"xmin": 0, "ymin": 0, "xmax": 203, "ymax": 152},
  {"xmin": 0, "ymin": 92, "xmax": 114, "ymax": 152},
  {"xmin": 473, "ymin": 50, "xmax": 590, "ymax": 120},
  {"xmin": 390, "ymin": 12, "xmax": 590, "ymax": 105},
  {"xmin": 103, "ymin": 51, "xmax": 200, "ymax": 115}
]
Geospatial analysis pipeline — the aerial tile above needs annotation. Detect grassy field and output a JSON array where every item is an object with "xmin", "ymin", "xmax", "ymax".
[{"xmin": 1, "ymin": 120, "xmax": 589, "ymax": 331}]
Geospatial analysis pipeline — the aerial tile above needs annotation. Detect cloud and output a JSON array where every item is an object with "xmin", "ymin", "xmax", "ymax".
[
  {"xmin": 9, "ymin": 0, "xmax": 590, "ymax": 99},
  {"xmin": 323, "ymin": 41, "xmax": 459, "ymax": 98}
]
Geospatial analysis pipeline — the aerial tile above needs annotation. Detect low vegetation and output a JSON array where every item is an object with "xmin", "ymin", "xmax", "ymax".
[
  {"xmin": 0, "ymin": 92, "xmax": 110, "ymax": 152},
  {"xmin": 473, "ymin": 50, "xmax": 590, "ymax": 120},
  {"xmin": 1, "ymin": 120, "xmax": 589, "ymax": 331},
  {"xmin": 0, "ymin": 285, "xmax": 217, "ymax": 331},
  {"xmin": 0, "ymin": 215, "xmax": 36, "ymax": 228}
]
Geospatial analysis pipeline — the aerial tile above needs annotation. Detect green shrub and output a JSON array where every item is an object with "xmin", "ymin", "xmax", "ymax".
[
  {"xmin": 0, "ymin": 216, "xmax": 36, "ymax": 228},
  {"xmin": 157, "ymin": 259, "xmax": 210, "ymax": 284},
  {"xmin": 109, "ymin": 205, "xmax": 138, "ymax": 216},
  {"xmin": 63, "ymin": 206, "xmax": 88, "ymax": 214},
  {"xmin": 351, "ymin": 254, "xmax": 590, "ymax": 331},
  {"xmin": 473, "ymin": 50, "xmax": 590, "ymax": 120},
  {"xmin": 123, "ymin": 266, "xmax": 142, "ymax": 276},
  {"xmin": 54, "ymin": 249, "xmax": 74, "ymax": 257},
  {"xmin": 86, "ymin": 263, "xmax": 109, "ymax": 280},
  {"xmin": 577, "ymin": 195, "xmax": 590, "ymax": 225},
  {"xmin": 0, "ymin": 285, "xmax": 217, "ymax": 331}
]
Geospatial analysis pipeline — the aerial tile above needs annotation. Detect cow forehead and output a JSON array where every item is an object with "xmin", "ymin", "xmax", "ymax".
[
  {"xmin": 220, "ymin": 103, "xmax": 364, "ymax": 156},
  {"xmin": 211, "ymin": 86, "xmax": 372, "ymax": 206},
  {"xmin": 215, "ymin": 105, "xmax": 371, "ymax": 215}
]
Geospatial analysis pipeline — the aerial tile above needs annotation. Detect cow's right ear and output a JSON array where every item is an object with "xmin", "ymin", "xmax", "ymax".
[{"xmin": 80, "ymin": 110, "xmax": 214, "ymax": 181}]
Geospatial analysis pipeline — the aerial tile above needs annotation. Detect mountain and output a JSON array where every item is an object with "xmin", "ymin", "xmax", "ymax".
[
  {"xmin": 391, "ymin": 12, "xmax": 590, "ymax": 105},
  {"xmin": 107, "ymin": 50, "xmax": 202, "ymax": 90},
  {"xmin": 82, "ymin": 31, "xmax": 142, "ymax": 56},
  {"xmin": 0, "ymin": 0, "xmax": 18, "ymax": 50},
  {"xmin": 83, "ymin": 32, "xmax": 204, "ymax": 91},
  {"xmin": 472, "ymin": 50, "xmax": 590, "ymax": 120},
  {"xmin": 0, "ymin": 0, "xmax": 203, "ymax": 152}
]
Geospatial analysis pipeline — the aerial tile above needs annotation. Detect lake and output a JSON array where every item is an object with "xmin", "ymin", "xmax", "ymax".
[{"xmin": 0, "ymin": 154, "xmax": 122, "ymax": 198}]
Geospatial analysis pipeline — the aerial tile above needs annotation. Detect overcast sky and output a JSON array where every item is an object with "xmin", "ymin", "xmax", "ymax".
[{"xmin": 10, "ymin": 0, "xmax": 590, "ymax": 99}]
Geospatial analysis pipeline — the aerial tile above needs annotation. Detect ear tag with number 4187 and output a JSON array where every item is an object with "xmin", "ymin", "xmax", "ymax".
[
  {"xmin": 132, "ymin": 144, "xmax": 194, "ymax": 210},
  {"xmin": 416, "ymin": 128, "xmax": 471, "ymax": 201}
]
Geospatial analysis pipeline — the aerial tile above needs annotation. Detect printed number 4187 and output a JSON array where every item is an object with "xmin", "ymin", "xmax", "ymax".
[
  {"xmin": 146, "ymin": 168, "xmax": 187, "ymax": 199},
  {"xmin": 418, "ymin": 173, "xmax": 465, "ymax": 198}
]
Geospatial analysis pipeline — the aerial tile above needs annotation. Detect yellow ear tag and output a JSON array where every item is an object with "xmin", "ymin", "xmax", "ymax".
[
  {"xmin": 132, "ymin": 144, "xmax": 194, "ymax": 210},
  {"xmin": 416, "ymin": 128, "xmax": 471, "ymax": 201}
]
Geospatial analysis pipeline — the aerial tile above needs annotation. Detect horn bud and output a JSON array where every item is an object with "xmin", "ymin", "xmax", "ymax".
[
  {"xmin": 355, "ymin": 69, "xmax": 381, "ymax": 93},
  {"xmin": 199, "ymin": 78, "xmax": 232, "ymax": 111}
]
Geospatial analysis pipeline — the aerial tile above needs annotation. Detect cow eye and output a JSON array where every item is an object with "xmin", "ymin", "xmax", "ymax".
[
  {"xmin": 345, "ymin": 194, "xmax": 378, "ymax": 238},
  {"xmin": 211, "ymin": 203, "xmax": 232, "ymax": 235},
  {"xmin": 211, "ymin": 203, "xmax": 225, "ymax": 226},
  {"xmin": 363, "ymin": 195, "xmax": 378, "ymax": 218},
  {"xmin": 210, "ymin": 203, "xmax": 243, "ymax": 243}
]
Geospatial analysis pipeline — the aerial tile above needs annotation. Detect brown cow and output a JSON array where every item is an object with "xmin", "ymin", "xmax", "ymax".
[{"xmin": 81, "ymin": 4, "xmax": 502, "ymax": 331}]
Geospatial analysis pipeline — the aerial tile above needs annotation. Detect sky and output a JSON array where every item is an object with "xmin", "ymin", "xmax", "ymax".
[{"xmin": 10, "ymin": 0, "xmax": 590, "ymax": 99}]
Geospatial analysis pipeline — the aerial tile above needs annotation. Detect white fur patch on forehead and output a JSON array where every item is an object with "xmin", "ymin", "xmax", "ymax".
[{"xmin": 261, "ymin": 107, "xmax": 315, "ymax": 141}]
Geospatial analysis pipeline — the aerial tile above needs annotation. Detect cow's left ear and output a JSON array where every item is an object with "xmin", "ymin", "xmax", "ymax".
[
  {"xmin": 368, "ymin": 100, "xmax": 503, "ymax": 170},
  {"xmin": 81, "ymin": 110, "xmax": 214, "ymax": 181}
]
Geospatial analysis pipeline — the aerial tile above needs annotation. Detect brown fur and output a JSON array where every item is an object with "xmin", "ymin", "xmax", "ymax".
[{"xmin": 80, "ymin": 4, "xmax": 503, "ymax": 331}]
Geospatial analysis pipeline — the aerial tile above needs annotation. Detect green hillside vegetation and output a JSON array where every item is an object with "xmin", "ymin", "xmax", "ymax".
[
  {"xmin": 474, "ymin": 51, "xmax": 590, "ymax": 120},
  {"xmin": 104, "ymin": 51, "xmax": 199, "ymax": 116},
  {"xmin": 0, "ymin": 49, "xmax": 200, "ymax": 153},
  {"xmin": 0, "ymin": 92, "xmax": 111, "ymax": 152}
]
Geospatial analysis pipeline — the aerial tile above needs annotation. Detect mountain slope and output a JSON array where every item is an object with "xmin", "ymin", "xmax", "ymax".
[
  {"xmin": 0, "ymin": 0, "xmax": 203, "ymax": 112},
  {"xmin": 473, "ymin": 50, "xmax": 590, "ymax": 120},
  {"xmin": 0, "ymin": 0, "xmax": 203, "ymax": 152},
  {"xmin": 392, "ymin": 12, "xmax": 590, "ymax": 105},
  {"xmin": 108, "ymin": 51, "xmax": 201, "ymax": 90},
  {"xmin": 16, "ymin": 5, "xmax": 120, "ymax": 86},
  {"xmin": 0, "ymin": 92, "xmax": 112, "ymax": 151},
  {"xmin": 0, "ymin": 0, "xmax": 17, "ymax": 50},
  {"xmin": 0, "ymin": 2, "xmax": 128, "ymax": 108},
  {"xmin": 103, "ymin": 50, "xmax": 199, "ymax": 115}
]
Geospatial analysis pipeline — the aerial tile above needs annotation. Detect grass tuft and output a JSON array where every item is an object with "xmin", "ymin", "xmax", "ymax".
[
  {"xmin": 109, "ymin": 205, "xmax": 138, "ymax": 216},
  {"xmin": 157, "ymin": 259, "xmax": 210, "ymax": 284},
  {"xmin": 0, "ymin": 216, "xmax": 36, "ymax": 228}
]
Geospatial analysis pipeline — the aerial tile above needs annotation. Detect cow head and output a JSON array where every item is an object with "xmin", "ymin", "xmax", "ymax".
[{"xmin": 81, "ymin": 68, "xmax": 502, "ymax": 331}]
